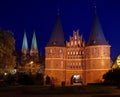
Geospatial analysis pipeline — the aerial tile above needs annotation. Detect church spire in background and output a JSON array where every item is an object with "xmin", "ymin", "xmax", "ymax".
[
  {"xmin": 22, "ymin": 31, "xmax": 29, "ymax": 55},
  {"xmin": 30, "ymin": 31, "xmax": 38, "ymax": 56},
  {"xmin": 31, "ymin": 31, "xmax": 38, "ymax": 50}
]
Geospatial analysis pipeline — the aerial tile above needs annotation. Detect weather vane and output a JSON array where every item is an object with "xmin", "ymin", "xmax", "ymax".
[
  {"xmin": 57, "ymin": 8, "xmax": 60, "ymax": 15},
  {"xmin": 93, "ymin": 0, "xmax": 96, "ymax": 14}
]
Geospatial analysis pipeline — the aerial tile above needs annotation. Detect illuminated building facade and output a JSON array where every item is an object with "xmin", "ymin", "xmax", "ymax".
[
  {"xmin": 45, "ymin": 11, "xmax": 111, "ymax": 85},
  {"xmin": 112, "ymin": 55, "xmax": 120, "ymax": 69}
]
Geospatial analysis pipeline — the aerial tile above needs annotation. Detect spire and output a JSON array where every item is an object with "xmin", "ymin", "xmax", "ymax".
[
  {"xmin": 31, "ymin": 31, "xmax": 38, "ymax": 50},
  {"xmin": 87, "ymin": 9, "xmax": 108, "ymax": 46},
  {"xmin": 30, "ymin": 31, "xmax": 38, "ymax": 56},
  {"xmin": 47, "ymin": 10, "xmax": 65, "ymax": 47},
  {"xmin": 22, "ymin": 31, "xmax": 28, "ymax": 54}
]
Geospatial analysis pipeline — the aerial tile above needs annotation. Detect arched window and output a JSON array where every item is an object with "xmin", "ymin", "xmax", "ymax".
[
  {"xmin": 76, "ymin": 51, "xmax": 78, "ymax": 55},
  {"xmin": 50, "ymin": 49, "xmax": 52, "ymax": 53},
  {"xmin": 68, "ymin": 51, "xmax": 70, "ymax": 55}
]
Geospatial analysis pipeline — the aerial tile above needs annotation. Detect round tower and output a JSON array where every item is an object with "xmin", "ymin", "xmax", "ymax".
[
  {"xmin": 84, "ymin": 11, "xmax": 111, "ymax": 84},
  {"xmin": 45, "ymin": 12, "xmax": 66, "ymax": 86}
]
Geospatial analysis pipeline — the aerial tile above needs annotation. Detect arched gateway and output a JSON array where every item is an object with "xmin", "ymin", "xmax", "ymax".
[{"xmin": 71, "ymin": 74, "xmax": 82, "ymax": 85}]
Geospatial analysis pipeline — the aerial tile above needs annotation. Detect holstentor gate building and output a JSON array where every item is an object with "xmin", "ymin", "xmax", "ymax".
[{"xmin": 45, "ymin": 10, "xmax": 111, "ymax": 86}]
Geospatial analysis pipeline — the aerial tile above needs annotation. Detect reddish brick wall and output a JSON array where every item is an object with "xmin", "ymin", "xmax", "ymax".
[
  {"xmin": 84, "ymin": 45, "xmax": 111, "ymax": 84},
  {"xmin": 45, "ymin": 33, "xmax": 111, "ymax": 86}
]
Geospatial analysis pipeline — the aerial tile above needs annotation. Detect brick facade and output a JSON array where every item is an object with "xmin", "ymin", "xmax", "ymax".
[{"xmin": 45, "ymin": 30, "xmax": 111, "ymax": 86}]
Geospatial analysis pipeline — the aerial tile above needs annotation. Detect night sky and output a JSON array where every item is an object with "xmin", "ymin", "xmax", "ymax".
[{"xmin": 0, "ymin": 0, "xmax": 119, "ymax": 60}]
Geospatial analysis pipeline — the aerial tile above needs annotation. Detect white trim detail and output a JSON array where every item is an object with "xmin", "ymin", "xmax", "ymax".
[
  {"xmin": 66, "ymin": 70, "xmax": 83, "ymax": 71},
  {"xmin": 66, "ymin": 59, "xmax": 83, "ymax": 61},
  {"xmin": 45, "ymin": 68, "xmax": 65, "ymax": 71},
  {"xmin": 85, "ymin": 57, "xmax": 110, "ymax": 60},
  {"xmin": 85, "ymin": 69, "xmax": 110, "ymax": 71},
  {"xmin": 45, "ymin": 68, "xmax": 109, "ymax": 71},
  {"xmin": 46, "ymin": 58, "xmax": 64, "ymax": 60}
]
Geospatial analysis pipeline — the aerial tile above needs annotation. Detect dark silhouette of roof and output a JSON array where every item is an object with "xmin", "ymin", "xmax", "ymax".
[
  {"xmin": 88, "ymin": 12, "xmax": 108, "ymax": 46},
  {"xmin": 47, "ymin": 13, "xmax": 65, "ymax": 47}
]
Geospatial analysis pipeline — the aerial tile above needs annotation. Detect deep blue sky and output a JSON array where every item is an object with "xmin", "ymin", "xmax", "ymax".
[{"xmin": 0, "ymin": 0, "xmax": 119, "ymax": 60}]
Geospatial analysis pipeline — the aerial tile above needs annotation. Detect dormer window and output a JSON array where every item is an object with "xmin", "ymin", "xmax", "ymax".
[
  {"xmin": 51, "ymin": 41, "xmax": 57, "ymax": 45},
  {"xmin": 92, "ymin": 40, "xmax": 96, "ymax": 44},
  {"xmin": 53, "ymin": 41, "xmax": 56, "ymax": 45}
]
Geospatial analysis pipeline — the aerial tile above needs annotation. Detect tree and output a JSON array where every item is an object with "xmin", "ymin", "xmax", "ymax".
[
  {"xmin": 0, "ymin": 29, "xmax": 15, "ymax": 70},
  {"xmin": 103, "ymin": 68, "xmax": 120, "ymax": 85},
  {"xmin": 17, "ymin": 72, "xmax": 34, "ymax": 85},
  {"xmin": 13, "ymin": 49, "xmax": 23, "ymax": 67},
  {"xmin": 35, "ymin": 73, "xmax": 44, "ymax": 85}
]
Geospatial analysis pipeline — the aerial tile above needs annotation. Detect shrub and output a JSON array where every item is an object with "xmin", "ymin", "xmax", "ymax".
[
  {"xmin": 17, "ymin": 72, "xmax": 34, "ymax": 85},
  {"xmin": 103, "ymin": 68, "xmax": 120, "ymax": 85}
]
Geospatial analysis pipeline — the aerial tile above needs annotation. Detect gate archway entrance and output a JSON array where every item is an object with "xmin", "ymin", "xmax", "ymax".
[{"xmin": 71, "ymin": 74, "xmax": 82, "ymax": 85}]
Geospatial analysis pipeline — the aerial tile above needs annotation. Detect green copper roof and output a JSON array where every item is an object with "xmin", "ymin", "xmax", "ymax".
[
  {"xmin": 22, "ymin": 32, "xmax": 28, "ymax": 50},
  {"xmin": 88, "ymin": 11, "xmax": 108, "ymax": 46},
  {"xmin": 31, "ymin": 32, "xmax": 38, "ymax": 50}
]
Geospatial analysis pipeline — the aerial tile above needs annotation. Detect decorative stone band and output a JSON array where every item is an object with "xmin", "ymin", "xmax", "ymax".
[
  {"xmin": 86, "ymin": 45, "xmax": 111, "ymax": 48},
  {"xmin": 85, "ymin": 57, "xmax": 110, "ymax": 60},
  {"xmin": 65, "ymin": 69, "xmax": 83, "ymax": 71},
  {"xmin": 65, "ymin": 59, "xmax": 83, "ymax": 61},
  {"xmin": 84, "ymin": 69, "xmax": 110, "ymax": 71},
  {"xmin": 46, "ymin": 58, "xmax": 64, "ymax": 60},
  {"xmin": 45, "ymin": 68, "xmax": 66, "ymax": 71},
  {"xmin": 46, "ymin": 58, "xmax": 83, "ymax": 61},
  {"xmin": 45, "ymin": 68, "xmax": 109, "ymax": 71}
]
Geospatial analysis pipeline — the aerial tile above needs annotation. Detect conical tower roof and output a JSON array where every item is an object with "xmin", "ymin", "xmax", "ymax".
[
  {"xmin": 31, "ymin": 31, "xmax": 38, "ymax": 50},
  {"xmin": 47, "ymin": 12, "xmax": 65, "ymax": 47},
  {"xmin": 22, "ymin": 31, "xmax": 28, "ymax": 50},
  {"xmin": 88, "ymin": 10, "xmax": 108, "ymax": 46}
]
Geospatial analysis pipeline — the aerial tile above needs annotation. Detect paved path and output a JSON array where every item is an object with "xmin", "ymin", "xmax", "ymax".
[{"xmin": 0, "ymin": 91, "xmax": 120, "ymax": 97}]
